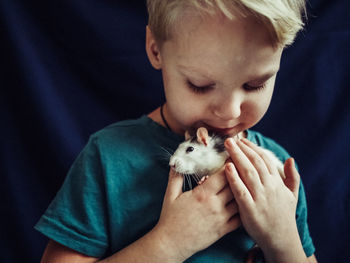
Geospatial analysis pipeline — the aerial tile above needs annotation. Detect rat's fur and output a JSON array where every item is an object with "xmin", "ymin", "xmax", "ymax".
[
  {"xmin": 169, "ymin": 133, "xmax": 229, "ymax": 178},
  {"xmin": 169, "ymin": 129, "xmax": 285, "ymax": 184}
]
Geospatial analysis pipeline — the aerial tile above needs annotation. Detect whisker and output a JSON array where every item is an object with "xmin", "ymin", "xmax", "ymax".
[
  {"xmin": 186, "ymin": 174, "xmax": 193, "ymax": 190},
  {"xmin": 155, "ymin": 145, "xmax": 174, "ymax": 166},
  {"xmin": 184, "ymin": 174, "xmax": 188, "ymax": 190},
  {"xmin": 192, "ymin": 173, "xmax": 201, "ymax": 184},
  {"xmin": 158, "ymin": 156, "xmax": 172, "ymax": 162},
  {"xmin": 159, "ymin": 146, "xmax": 174, "ymax": 157},
  {"xmin": 182, "ymin": 174, "xmax": 186, "ymax": 191},
  {"xmin": 182, "ymin": 174, "xmax": 187, "ymax": 191},
  {"xmin": 156, "ymin": 146, "xmax": 173, "ymax": 162},
  {"xmin": 156, "ymin": 153, "xmax": 172, "ymax": 160}
]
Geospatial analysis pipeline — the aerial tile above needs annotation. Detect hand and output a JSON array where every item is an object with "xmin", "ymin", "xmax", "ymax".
[
  {"xmin": 224, "ymin": 138, "xmax": 306, "ymax": 262},
  {"xmin": 153, "ymin": 168, "xmax": 241, "ymax": 261}
]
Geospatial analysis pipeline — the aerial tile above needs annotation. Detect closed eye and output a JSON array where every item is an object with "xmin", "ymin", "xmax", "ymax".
[
  {"xmin": 187, "ymin": 81, "xmax": 214, "ymax": 94},
  {"xmin": 243, "ymin": 83, "xmax": 266, "ymax": 92}
]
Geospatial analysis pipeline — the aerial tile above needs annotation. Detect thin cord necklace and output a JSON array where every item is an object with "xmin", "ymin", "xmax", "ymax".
[{"xmin": 160, "ymin": 104, "xmax": 172, "ymax": 132}]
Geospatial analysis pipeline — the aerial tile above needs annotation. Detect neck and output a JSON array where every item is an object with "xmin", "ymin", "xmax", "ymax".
[{"xmin": 160, "ymin": 104, "xmax": 172, "ymax": 132}]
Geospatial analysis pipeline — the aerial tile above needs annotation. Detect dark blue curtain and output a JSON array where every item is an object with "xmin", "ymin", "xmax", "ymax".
[{"xmin": 1, "ymin": 0, "xmax": 349, "ymax": 262}]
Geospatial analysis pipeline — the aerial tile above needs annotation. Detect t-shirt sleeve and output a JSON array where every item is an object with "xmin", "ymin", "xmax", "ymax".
[
  {"xmin": 34, "ymin": 135, "xmax": 109, "ymax": 258},
  {"xmin": 296, "ymin": 180, "xmax": 316, "ymax": 257}
]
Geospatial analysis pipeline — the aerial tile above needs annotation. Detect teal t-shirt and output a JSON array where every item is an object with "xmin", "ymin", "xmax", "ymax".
[{"xmin": 35, "ymin": 115, "xmax": 315, "ymax": 261}]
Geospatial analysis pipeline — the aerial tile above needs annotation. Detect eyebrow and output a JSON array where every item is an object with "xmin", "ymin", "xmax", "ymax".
[
  {"xmin": 178, "ymin": 64, "xmax": 279, "ymax": 83},
  {"xmin": 178, "ymin": 64, "xmax": 215, "ymax": 80},
  {"xmin": 247, "ymin": 69, "xmax": 279, "ymax": 83}
]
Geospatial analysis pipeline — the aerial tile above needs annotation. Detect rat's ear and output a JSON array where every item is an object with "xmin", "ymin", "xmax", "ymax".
[
  {"xmin": 145, "ymin": 26, "xmax": 162, "ymax": 70},
  {"xmin": 197, "ymin": 127, "xmax": 209, "ymax": 146},
  {"xmin": 185, "ymin": 130, "xmax": 191, "ymax": 140}
]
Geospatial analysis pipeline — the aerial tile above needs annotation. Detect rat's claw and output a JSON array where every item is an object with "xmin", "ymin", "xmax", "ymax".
[{"xmin": 198, "ymin": 175, "xmax": 209, "ymax": 185}]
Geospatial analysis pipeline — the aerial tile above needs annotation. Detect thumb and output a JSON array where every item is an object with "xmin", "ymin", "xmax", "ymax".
[
  {"xmin": 283, "ymin": 158, "xmax": 300, "ymax": 199},
  {"xmin": 164, "ymin": 169, "xmax": 184, "ymax": 202}
]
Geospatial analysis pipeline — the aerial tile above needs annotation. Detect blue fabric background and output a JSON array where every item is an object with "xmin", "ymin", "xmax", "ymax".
[{"xmin": 1, "ymin": 0, "xmax": 349, "ymax": 262}]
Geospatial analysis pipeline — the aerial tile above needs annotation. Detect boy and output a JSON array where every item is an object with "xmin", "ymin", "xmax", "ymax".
[{"xmin": 36, "ymin": 0, "xmax": 316, "ymax": 262}]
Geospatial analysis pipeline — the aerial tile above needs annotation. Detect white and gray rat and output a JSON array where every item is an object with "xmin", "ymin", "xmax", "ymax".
[
  {"xmin": 169, "ymin": 127, "xmax": 284, "ymax": 184},
  {"xmin": 169, "ymin": 127, "xmax": 283, "ymax": 261}
]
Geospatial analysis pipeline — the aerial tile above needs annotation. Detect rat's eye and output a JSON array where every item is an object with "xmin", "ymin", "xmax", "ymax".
[{"xmin": 186, "ymin": 146, "xmax": 194, "ymax": 153}]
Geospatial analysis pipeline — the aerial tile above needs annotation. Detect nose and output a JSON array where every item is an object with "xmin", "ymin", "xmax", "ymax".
[
  {"xmin": 212, "ymin": 92, "xmax": 242, "ymax": 120},
  {"xmin": 169, "ymin": 157, "xmax": 176, "ymax": 168}
]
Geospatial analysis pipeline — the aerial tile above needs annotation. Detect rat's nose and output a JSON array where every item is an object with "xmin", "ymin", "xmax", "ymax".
[{"xmin": 169, "ymin": 157, "xmax": 177, "ymax": 169}]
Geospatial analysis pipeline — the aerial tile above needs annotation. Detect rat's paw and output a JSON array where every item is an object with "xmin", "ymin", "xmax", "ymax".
[{"xmin": 198, "ymin": 175, "xmax": 209, "ymax": 185}]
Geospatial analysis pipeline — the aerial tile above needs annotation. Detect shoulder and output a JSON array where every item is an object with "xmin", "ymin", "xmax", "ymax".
[
  {"xmin": 83, "ymin": 115, "xmax": 183, "ymax": 161},
  {"xmin": 88, "ymin": 115, "xmax": 161, "ymax": 149},
  {"xmin": 92, "ymin": 115, "xmax": 152, "ymax": 141},
  {"xmin": 247, "ymin": 129, "xmax": 291, "ymax": 163}
]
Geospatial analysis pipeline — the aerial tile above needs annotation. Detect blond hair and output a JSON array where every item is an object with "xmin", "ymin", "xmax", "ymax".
[{"xmin": 146, "ymin": 0, "xmax": 306, "ymax": 47}]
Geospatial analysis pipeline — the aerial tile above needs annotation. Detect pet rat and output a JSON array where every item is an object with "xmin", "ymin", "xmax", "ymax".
[
  {"xmin": 169, "ymin": 127, "xmax": 284, "ymax": 184},
  {"xmin": 169, "ymin": 127, "xmax": 283, "ymax": 262}
]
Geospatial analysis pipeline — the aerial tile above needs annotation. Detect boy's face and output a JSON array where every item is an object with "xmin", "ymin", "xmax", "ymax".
[{"xmin": 146, "ymin": 12, "xmax": 283, "ymax": 136}]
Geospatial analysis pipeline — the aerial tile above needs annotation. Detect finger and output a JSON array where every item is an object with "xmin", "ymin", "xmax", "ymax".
[
  {"xmin": 236, "ymin": 140, "xmax": 271, "ymax": 184},
  {"xmin": 226, "ymin": 214, "xmax": 241, "ymax": 232},
  {"xmin": 225, "ymin": 199, "xmax": 239, "ymax": 215},
  {"xmin": 217, "ymin": 186, "xmax": 235, "ymax": 204},
  {"xmin": 225, "ymin": 157, "xmax": 233, "ymax": 164},
  {"xmin": 219, "ymin": 214, "xmax": 241, "ymax": 237},
  {"xmin": 283, "ymin": 158, "xmax": 300, "ymax": 199},
  {"xmin": 225, "ymin": 162, "xmax": 254, "ymax": 205},
  {"xmin": 164, "ymin": 168, "xmax": 184, "ymax": 202},
  {"xmin": 225, "ymin": 139, "xmax": 263, "ymax": 195},
  {"xmin": 200, "ymin": 166, "xmax": 228, "ymax": 194},
  {"xmin": 241, "ymin": 138, "xmax": 279, "ymax": 175},
  {"xmin": 245, "ymin": 245, "xmax": 262, "ymax": 263}
]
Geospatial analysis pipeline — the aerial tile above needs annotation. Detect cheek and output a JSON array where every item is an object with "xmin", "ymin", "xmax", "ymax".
[
  {"xmin": 163, "ymin": 81, "xmax": 199, "ymax": 125},
  {"xmin": 167, "ymin": 94, "xmax": 204, "ymax": 125},
  {"xmin": 163, "ymin": 71, "xmax": 206, "ymax": 118},
  {"xmin": 243, "ymin": 90, "xmax": 273, "ymax": 122}
]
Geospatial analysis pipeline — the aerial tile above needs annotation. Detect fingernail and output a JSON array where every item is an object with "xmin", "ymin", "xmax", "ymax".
[
  {"xmin": 226, "ymin": 162, "xmax": 234, "ymax": 173},
  {"xmin": 226, "ymin": 138, "xmax": 235, "ymax": 147},
  {"xmin": 290, "ymin": 157, "xmax": 295, "ymax": 167},
  {"xmin": 241, "ymin": 138, "xmax": 249, "ymax": 143}
]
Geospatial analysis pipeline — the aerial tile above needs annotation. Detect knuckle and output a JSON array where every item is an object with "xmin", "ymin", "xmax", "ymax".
[
  {"xmin": 244, "ymin": 169, "xmax": 256, "ymax": 179},
  {"xmin": 250, "ymin": 154, "xmax": 261, "ymax": 163},
  {"xmin": 249, "ymin": 152, "xmax": 265, "ymax": 166},
  {"xmin": 228, "ymin": 202, "xmax": 238, "ymax": 215},
  {"xmin": 208, "ymin": 198, "xmax": 221, "ymax": 214},
  {"xmin": 256, "ymin": 157, "xmax": 266, "ymax": 167},
  {"xmin": 193, "ymin": 189, "xmax": 208, "ymax": 203},
  {"xmin": 260, "ymin": 153, "xmax": 273, "ymax": 164},
  {"xmin": 236, "ymin": 189, "xmax": 248, "ymax": 200}
]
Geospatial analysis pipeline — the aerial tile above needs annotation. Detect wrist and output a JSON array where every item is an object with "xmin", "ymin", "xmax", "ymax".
[
  {"xmin": 150, "ymin": 226, "xmax": 190, "ymax": 263},
  {"xmin": 259, "ymin": 228, "xmax": 307, "ymax": 263}
]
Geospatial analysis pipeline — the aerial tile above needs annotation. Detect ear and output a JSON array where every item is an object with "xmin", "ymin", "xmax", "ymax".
[
  {"xmin": 185, "ymin": 130, "xmax": 191, "ymax": 140},
  {"xmin": 196, "ymin": 127, "xmax": 209, "ymax": 146},
  {"xmin": 145, "ymin": 26, "xmax": 162, "ymax": 70}
]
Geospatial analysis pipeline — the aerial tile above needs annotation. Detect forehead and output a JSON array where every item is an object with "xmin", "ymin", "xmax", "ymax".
[{"xmin": 162, "ymin": 12, "xmax": 282, "ymax": 81}]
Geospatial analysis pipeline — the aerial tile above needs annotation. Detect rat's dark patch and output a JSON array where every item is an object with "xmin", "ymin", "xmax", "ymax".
[
  {"xmin": 189, "ymin": 136, "xmax": 200, "ymax": 144},
  {"xmin": 213, "ymin": 134, "xmax": 229, "ymax": 153},
  {"xmin": 189, "ymin": 131, "xmax": 229, "ymax": 153}
]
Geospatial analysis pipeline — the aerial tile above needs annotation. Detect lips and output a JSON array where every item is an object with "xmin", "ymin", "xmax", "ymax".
[{"xmin": 203, "ymin": 123, "xmax": 240, "ymax": 135}]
